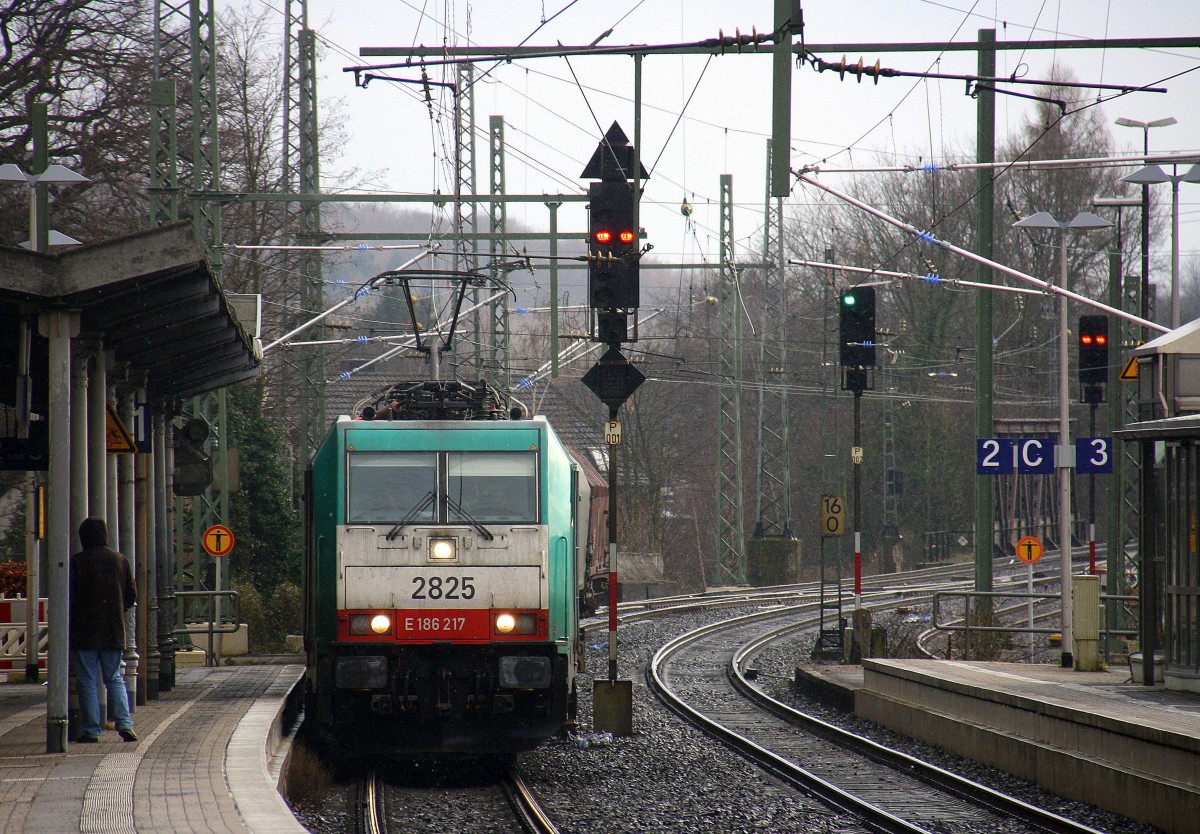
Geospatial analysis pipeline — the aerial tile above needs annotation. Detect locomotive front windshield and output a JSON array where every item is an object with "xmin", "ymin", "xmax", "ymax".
[
  {"xmin": 345, "ymin": 450, "xmax": 538, "ymax": 524},
  {"xmin": 347, "ymin": 452, "xmax": 437, "ymax": 523},
  {"xmin": 447, "ymin": 451, "xmax": 538, "ymax": 523}
]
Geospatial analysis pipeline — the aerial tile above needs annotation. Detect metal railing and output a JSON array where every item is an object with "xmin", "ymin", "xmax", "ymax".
[
  {"xmin": 932, "ymin": 589, "xmax": 1139, "ymax": 661},
  {"xmin": 174, "ymin": 589, "xmax": 241, "ymax": 666}
]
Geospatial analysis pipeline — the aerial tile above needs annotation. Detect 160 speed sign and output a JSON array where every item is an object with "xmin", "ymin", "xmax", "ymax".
[{"xmin": 820, "ymin": 495, "xmax": 846, "ymax": 537}]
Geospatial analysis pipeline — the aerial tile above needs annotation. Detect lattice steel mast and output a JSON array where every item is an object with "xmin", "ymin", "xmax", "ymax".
[
  {"xmin": 753, "ymin": 141, "xmax": 792, "ymax": 539},
  {"xmin": 487, "ymin": 116, "xmax": 511, "ymax": 389},
  {"xmin": 285, "ymin": 4, "xmax": 327, "ymax": 462},
  {"xmin": 715, "ymin": 174, "xmax": 745, "ymax": 585}
]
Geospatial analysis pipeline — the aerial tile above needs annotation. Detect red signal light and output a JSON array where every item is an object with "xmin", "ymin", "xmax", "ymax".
[
  {"xmin": 1095, "ymin": 335, "xmax": 1107, "ymax": 345},
  {"xmin": 618, "ymin": 230, "xmax": 635, "ymax": 244},
  {"xmin": 1080, "ymin": 334, "xmax": 1094, "ymax": 345},
  {"xmin": 594, "ymin": 230, "xmax": 613, "ymax": 244}
]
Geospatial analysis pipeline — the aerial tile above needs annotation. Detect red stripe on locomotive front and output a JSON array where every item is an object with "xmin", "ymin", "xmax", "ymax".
[{"xmin": 337, "ymin": 609, "xmax": 548, "ymax": 643}]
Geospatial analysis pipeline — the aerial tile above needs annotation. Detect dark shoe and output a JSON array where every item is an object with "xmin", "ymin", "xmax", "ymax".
[
  {"xmin": 118, "ymin": 728, "xmax": 138, "ymax": 742},
  {"xmin": 76, "ymin": 735, "xmax": 99, "ymax": 744}
]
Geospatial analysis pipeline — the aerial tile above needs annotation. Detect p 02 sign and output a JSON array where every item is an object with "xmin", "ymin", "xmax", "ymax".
[{"xmin": 1075, "ymin": 437, "xmax": 1113, "ymax": 474}]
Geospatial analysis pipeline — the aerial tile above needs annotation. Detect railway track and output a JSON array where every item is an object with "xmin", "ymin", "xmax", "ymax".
[
  {"xmin": 648, "ymin": 603, "xmax": 1110, "ymax": 834},
  {"xmin": 358, "ymin": 765, "xmax": 559, "ymax": 834}
]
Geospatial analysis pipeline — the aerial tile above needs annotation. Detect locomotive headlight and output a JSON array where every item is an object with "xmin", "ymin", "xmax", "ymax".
[
  {"xmin": 429, "ymin": 537, "xmax": 457, "ymax": 561},
  {"xmin": 349, "ymin": 613, "xmax": 392, "ymax": 635},
  {"xmin": 494, "ymin": 612, "xmax": 537, "ymax": 635}
]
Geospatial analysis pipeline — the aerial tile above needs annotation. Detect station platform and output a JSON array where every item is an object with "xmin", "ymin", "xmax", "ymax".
[
  {"xmin": 0, "ymin": 663, "xmax": 307, "ymax": 834},
  {"xmin": 796, "ymin": 658, "xmax": 1200, "ymax": 834}
]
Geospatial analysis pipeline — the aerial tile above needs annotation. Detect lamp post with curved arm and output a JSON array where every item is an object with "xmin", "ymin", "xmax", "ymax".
[
  {"xmin": 1012, "ymin": 210, "xmax": 1112, "ymax": 669},
  {"xmin": 1115, "ymin": 117, "xmax": 1176, "ymax": 331},
  {"xmin": 1120, "ymin": 163, "xmax": 1200, "ymax": 329}
]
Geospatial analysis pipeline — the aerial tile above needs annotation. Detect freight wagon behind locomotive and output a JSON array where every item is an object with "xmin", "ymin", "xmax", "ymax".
[{"xmin": 302, "ymin": 379, "xmax": 589, "ymax": 755}]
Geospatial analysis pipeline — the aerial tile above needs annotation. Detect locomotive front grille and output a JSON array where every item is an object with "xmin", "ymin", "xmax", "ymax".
[
  {"xmin": 499, "ymin": 655, "xmax": 552, "ymax": 688},
  {"xmin": 334, "ymin": 656, "xmax": 387, "ymax": 689}
]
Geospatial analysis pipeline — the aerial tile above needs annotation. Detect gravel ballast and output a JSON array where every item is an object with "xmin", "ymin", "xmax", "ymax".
[{"xmin": 293, "ymin": 602, "xmax": 1166, "ymax": 833}]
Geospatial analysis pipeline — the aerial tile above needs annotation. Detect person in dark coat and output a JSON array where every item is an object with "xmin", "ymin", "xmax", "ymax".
[{"xmin": 70, "ymin": 517, "xmax": 137, "ymax": 743}]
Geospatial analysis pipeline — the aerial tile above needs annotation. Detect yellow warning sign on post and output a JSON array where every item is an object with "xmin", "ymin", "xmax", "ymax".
[
  {"xmin": 1015, "ymin": 535, "xmax": 1043, "ymax": 564},
  {"xmin": 105, "ymin": 404, "xmax": 136, "ymax": 453},
  {"xmin": 1119, "ymin": 356, "xmax": 1139, "ymax": 381},
  {"xmin": 202, "ymin": 524, "xmax": 235, "ymax": 557}
]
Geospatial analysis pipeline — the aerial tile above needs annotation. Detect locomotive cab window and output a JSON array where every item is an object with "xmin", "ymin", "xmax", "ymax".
[
  {"xmin": 347, "ymin": 452, "xmax": 437, "ymax": 523},
  {"xmin": 447, "ymin": 451, "xmax": 538, "ymax": 523}
]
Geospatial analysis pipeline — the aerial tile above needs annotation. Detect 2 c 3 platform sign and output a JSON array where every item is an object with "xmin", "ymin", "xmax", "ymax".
[{"xmin": 820, "ymin": 495, "xmax": 846, "ymax": 537}]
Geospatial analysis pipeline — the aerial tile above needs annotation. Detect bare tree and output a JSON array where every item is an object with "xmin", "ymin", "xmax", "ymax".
[{"xmin": 0, "ymin": 0, "xmax": 154, "ymax": 245}]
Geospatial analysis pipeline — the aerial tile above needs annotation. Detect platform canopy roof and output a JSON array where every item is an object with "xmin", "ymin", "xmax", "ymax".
[
  {"xmin": 1116, "ymin": 413, "xmax": 1200, "ymax": 441},
  {"xmin": 0, "ymin": 222, "xmax": 260, "ymax": 401}
]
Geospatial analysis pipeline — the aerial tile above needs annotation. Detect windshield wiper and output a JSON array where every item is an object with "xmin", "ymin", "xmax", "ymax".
[
  {"xmin": 385, "ymin": 491, "xmax": 436, "ymax": 541},
  {"xmin": 444, "ymin": 495, "xmax": 495, "ymax": 542}
]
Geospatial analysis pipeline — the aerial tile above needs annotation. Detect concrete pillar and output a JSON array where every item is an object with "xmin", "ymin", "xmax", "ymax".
[
  {"xmin": 19, "ymin": 318, "xmax": 42, "ymax": 683},
  {"xmin": 70, "ymin": 347, "xmax": 89, "ymax": 546},
  {"xmin": 1073, "ymin": 574, "xmax": 1103, "ymax": 671},
  {"xmin": 84, "ymin": 345, "xmax": 110, "ymax": 722},
  {"xmin": 69, "ymin": 343, "xmax": 91, "ymax": 737},
  {"xmin": 150, "ymin": 408, "xmax": 168, "ymax": 698},
  {"xmin": 87, "ymin": 349, "xmax": 107, "ymax": 518},
  {"xmin": 118, "ymin": 391, "xmax": 138, "ymax": 711},
  {"xmin": 159, "ymin": 422, "xmax": 177, "ymax": 691},
  {"xmin": 105, "ymin": 356, "xmax": 118, "ymax": 545},
  {"xmin": 135, "ymin": 383, "xmax": 156, "ymax": 703},
  {"xmin": 39, "ymin": 308, "xmax": 79, "ymax": 754}
]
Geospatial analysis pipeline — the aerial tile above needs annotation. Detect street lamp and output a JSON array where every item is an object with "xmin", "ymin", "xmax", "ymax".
[
  {"xmin": 1119, "ymin": 163, "xmax": 1200, "ymax": 329},
  {"xmin": 1012, "ymin": 210, "xmax": 1112, "ymax": 669},
  {"xmin": 1115, "ymin": 116, "xmax": 1178, "ymax": 151},
  {"xmin": 1115, "ymin": 118, "xmax": 1176, "ymax": 334},
  {"xmin": 0, "ymin": 162, "xmax": 88, "ymax": 251}
]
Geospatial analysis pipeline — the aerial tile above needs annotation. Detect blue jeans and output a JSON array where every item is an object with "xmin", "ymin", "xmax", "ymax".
[{"xmin": 73, "ymin": 649, "xmax": 132, "ymax": 738}]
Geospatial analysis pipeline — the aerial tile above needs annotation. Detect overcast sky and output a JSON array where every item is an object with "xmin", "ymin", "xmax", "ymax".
[{"xmin": 287, "ymin": 0, "xmax": 1200, "ymax": 293}]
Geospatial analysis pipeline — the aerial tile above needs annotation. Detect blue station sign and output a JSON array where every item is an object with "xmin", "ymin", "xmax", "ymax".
[{"xmin": 977, "ymin": 437, "xmax": 1110, "ymax": 475}]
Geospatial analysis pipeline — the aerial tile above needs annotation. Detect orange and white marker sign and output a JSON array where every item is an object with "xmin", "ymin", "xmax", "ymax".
[
  {"xmin": 1015, "ymin": 535, "xmax": 1043, "ymax": 564},
  {"xmin": 202, "ymin": 524, "xmax": 235, "ymax": 557}
]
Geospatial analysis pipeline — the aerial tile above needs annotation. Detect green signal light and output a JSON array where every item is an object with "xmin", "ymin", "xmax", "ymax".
[{"xmin": 843, "ymin": 294, "xmax": 857, "ymax": 306}]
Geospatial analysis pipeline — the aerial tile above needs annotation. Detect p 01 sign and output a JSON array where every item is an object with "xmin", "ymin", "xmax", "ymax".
[{"xmin": 1075, "ymin": 437, "xmax": 1113, "ymax": 474}]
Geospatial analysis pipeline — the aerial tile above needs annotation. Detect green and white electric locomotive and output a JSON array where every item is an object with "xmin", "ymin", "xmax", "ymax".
[{"xmin": 302, "ymin": 379, "xmax": 587, "ymax": 755}]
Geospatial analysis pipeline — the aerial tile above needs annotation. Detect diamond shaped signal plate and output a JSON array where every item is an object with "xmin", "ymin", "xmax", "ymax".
[{"xmin": 582, "ymin": 347, "xmax": 645, "ymax": 411}]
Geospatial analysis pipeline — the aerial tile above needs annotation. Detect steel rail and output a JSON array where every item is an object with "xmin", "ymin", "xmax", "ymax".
[
  {"xmin": 361, "ymin": 769, "xmax": 383, "ymax": 834},
  {"xmin": 502, "ymin": 768, "xmax": 560, "ymax": 834},
  {"xmin": 731, "ymin": 623, "xmax": 1110, "ymax": 834},
  {"xmin": 647, "ymin": 604, "xmax": 933, "ymax": 834}
]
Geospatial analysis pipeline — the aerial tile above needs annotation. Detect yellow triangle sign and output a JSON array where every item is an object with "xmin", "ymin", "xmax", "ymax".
[
  {"xmin": 1119, "ymin": 356, "xmax": 1139, "ymax": 381},
  {"xmin": 106, "ymin": 403, "xmax": 137, "ymax": 453}
]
